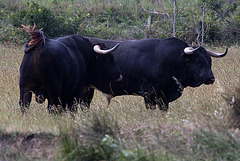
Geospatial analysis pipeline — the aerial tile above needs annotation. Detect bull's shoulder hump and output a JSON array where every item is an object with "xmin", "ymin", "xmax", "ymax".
[{"xmin": 42, "ymin": 39, "xmax": 70, "ymax": 54}]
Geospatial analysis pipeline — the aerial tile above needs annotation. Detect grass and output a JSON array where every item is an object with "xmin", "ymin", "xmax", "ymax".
[{"xmin": 0, "ymin": 43, "xmax": 240, "ymax": 160}]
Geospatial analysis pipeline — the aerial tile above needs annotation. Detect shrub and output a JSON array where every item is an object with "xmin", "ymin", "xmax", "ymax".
[
  {"xmin": 192, "ymin": 129, "xmax": 240, "ymax": 161},
  {"xmin": 224, "ymin": 85, "xmax": 240, "ymax": 128},
  {"xmin": 59, "ymin": 109, "xmax": 175, "ymax": 161},
  {"xmin": 1, "ymin": 2, "xmax": 82, "ymax": 43}
]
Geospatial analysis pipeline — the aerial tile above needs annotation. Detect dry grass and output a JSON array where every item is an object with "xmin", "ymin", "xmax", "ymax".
[{"xmin": 0, "ymin": 43, "xmax": 240, "ymax": 160}]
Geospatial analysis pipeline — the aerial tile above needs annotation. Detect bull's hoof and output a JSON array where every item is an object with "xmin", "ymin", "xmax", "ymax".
[
  {"xmin": 156, "ymin": 104, "xmax": 168, "ymax": 111},
  {"xmin": 146, "ymin": 104, "xmax": 157, "ymax": 110},
  {"xmin": 48, "ymin": 105, "xmax": 64, "ymax": 115},
  {"xmin": 20, "ymin": 106, "xmax": 29, "ymax": 115},
  {"xmin": 35, "ymin": 95, "xmax": 46, "ymax": 104}
]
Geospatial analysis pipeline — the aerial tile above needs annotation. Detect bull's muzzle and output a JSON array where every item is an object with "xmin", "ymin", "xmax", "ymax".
[{"xmin": 206, "ymin": 77, "xmax": 215, "ymax": 84}]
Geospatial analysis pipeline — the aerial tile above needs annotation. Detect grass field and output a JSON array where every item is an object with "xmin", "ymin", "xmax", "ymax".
[{"xmin": 0, "ymin": 43, "xmax": 240, "ymax": 160}]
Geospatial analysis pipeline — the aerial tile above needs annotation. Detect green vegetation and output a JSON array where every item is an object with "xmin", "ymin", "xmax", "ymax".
[{"xmin": 0, "ymin": 0, "xmax": 239, "ymax": 44}]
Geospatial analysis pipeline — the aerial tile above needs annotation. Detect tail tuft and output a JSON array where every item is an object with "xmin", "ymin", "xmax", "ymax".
[{"xmin": 22, "ymin": 24, "xmax": 46, "ymax": 53}]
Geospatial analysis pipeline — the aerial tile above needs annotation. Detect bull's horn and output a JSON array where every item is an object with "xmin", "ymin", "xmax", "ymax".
[
  {"xmin": 94, "ymin": 43, "xmax": 120, "ymax": 54},
  {"xmin": 206, "ymin": 48, "xmax": 228, "ymax": 57},
  {"xmin": 184, "ymin": 46, "xmax": 200, "ymax": 55}
]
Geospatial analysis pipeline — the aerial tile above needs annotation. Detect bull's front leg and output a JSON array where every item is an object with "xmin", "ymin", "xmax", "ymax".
[
  {"xmin": 142, "ymin": 87, "xmax": 169, "ymax": 111},
  {"xmin": 82, "ymin": 87, "xmax": 94, "ymax": 108}
]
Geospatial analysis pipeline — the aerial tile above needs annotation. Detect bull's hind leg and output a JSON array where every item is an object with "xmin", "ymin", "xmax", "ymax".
[
  {"xmin": 19, "ymin": 90, "xmax": 32, "ymax": 114},
  {"xmin": 47, "ymin": 96, "xmax": 62, "ymax": 114},
  {"xmin": 47, "ymin": 87, "xmax": 63, "ymax": 114},
  {"xmin": 35, "ymin": 89, "xmax": 47, "ymax": 104}
]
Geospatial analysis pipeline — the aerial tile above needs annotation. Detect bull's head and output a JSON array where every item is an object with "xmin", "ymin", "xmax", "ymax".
[
  {"xmin": 181, "ymin": 46, "xmax": 227, "ymax": 87},
  {"xmin": 93, "ymin": 43, "xmax": 123, "ymax": 82}
]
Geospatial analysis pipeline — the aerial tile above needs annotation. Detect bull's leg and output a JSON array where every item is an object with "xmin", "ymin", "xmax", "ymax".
[
  {"xmin": 46, "ymin": 78, "xmax": 66, "ymax": 114},
  {"xmin": 47, "ymin": 97, "xmax": 62, "ymax": 114},
  {"xmin": 152, "ymin": 90, "xmax": 168, "ymax": 111},
  {"xmin": 71, "ymin": 83, "xmax": 85, "ymax": 111},
  {"xmin": 156, "ymin": 98, "xmax": 169, "ymax": 111},
  {"xmin": 66, "ymin": 97, "xmax": 78, "ymax": 113},
  {"xmin": 35, "ymin": 89, "xmax": 47, "ymax": 104},
  {"xmin": 142, "ymin": 87, "xmax": 169, "ymax": 111},
  {"xmin": 19, "ymin": 90, "xmax": 32, "ymax": 114},
  {"xmin": 82, "ymin": 88, "xmax": 94, "ymax": 108},
  {"xmin": 140, "ymin": 83, "xmax": 157, "ymax": 109},
  {"xmin": 143, "ymin": 92, "xmax": 157, "ymax": 109},
  {"xmin": 47, "ymin": 88, "xmax": 63, "ymax": 114}
]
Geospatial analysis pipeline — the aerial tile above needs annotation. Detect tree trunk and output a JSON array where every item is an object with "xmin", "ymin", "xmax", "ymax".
[
  {"xmin": 202, "ymin": 2, "xmax": 205, "ymax": 44},
  {"xmin": 173, "ymin": 0, "xmax": 176, "ymax": 37}
]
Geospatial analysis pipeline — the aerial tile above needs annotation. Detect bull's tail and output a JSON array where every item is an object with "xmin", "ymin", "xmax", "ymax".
[{"xmin": 22, "ymin": 24, "xmax": 46, "ymax": 53}]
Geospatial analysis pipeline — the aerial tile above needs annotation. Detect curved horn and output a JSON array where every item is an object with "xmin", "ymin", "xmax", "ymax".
[
  {"xmin": 184, "ymin": 46, "xmax": 201, "ymax": 55},
  {"xmin": 93, "ymin": 43, "xmax": 120, "ymax": 55},
  {"xmin": 206, "ymin": 48, "xmax": 228, "ymax": 57}
]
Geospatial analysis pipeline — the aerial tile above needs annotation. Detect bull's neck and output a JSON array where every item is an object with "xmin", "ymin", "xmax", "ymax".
[{"xmin": 85, "ymin": 55, "xmax": 102, "ymax": 86}]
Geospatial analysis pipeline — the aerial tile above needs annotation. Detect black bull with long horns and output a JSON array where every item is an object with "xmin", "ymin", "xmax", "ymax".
[
  {"xmin": 19, "ymin": 25, "xmax": 122, "ymax": 113},
  {"xmin": 83, "ymin": 37, "xmax": 228, "ymax": 110}
]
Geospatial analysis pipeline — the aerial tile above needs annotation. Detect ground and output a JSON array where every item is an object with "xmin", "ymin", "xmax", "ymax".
[{"xmin": 0, "ymin": 131, "xmax": 58, "ymax": 160}]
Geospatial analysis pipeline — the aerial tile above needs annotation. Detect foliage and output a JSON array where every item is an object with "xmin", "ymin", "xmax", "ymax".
[
  {"xmin": 1, "ymin": 1, "xmax": 82, "ymax": 44},
  {"xmin": 59, "ymin": 109, "xmax": 176, "ymax": 161},
  {"xmin": 204, "ymin": 0, "xmax": 240, "ymax": 44},
  {"xmin": 192, "ymin": 129, "xmax": 240, "ymax": 161},
  {"xmin": 0, "ymin": 0, "xmax": 239, "ymax": 44},
  {"xmin": 10, "ymin": 2, "xmax": 81, "ymax": 37},
  {"xmin": 224, "ymin": 83, "xmax": 240, "ymax": 128}
]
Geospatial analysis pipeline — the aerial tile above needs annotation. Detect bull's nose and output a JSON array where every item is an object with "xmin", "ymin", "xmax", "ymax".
[{"xmin": 207, "ymin": 77, "xmax": 215, "ymax": 84}]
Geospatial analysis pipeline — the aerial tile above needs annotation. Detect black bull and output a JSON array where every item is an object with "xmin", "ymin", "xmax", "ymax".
[
  {"xmin": 19, "ymin": 25, "xmax": 122, "ymax": 113},
  {"xmin": 84, "ymin": 37, "xmax": 227, "ymax": 110}
]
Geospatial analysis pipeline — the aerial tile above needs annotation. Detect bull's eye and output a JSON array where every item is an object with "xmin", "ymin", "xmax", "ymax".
[
  {"xmin": 185, "ymin": 57, "xmax": 190, "ymax": 62},
  {"xmin": 183, "ymin": 54, "xmax": 192, "ymax": 62}
]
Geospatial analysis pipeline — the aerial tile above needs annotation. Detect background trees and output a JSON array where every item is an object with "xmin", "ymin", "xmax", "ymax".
[{"xmin": 0, "ymin": 0, "xmax": 239, "ymax": 45}]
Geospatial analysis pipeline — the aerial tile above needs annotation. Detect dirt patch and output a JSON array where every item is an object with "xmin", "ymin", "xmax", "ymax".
[{"xmin": 0, "ymin": 131, "xmax": 59, "ymax": 161}]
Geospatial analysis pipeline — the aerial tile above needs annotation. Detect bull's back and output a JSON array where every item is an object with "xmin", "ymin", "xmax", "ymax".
[{"xmin": 86, "ymin": 37, "xmax": 161, "ymax": 78}]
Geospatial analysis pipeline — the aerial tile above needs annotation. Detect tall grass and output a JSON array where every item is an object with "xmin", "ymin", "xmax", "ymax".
[{"xmin": 0, "ymin": 42, "xmax": 240, "ymax": 159}]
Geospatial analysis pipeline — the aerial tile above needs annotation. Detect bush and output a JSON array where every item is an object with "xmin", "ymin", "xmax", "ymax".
[
  {"xmin": 224, "ymin": 85, "xmax": 240, "ymax": 128},
  {"xmin": 59, "ymin": 109, "xmax": 175, "ymax": 161},
  {"xmin": 1, "ymin": 0, "xmax": 240, "ymax": 44},
  {"xmin": 192, "ymin": 129, "xmax": 240, "ymax": 161},
  {"xmin": 1, "ymin": 2, "xmax": 82, "ymax": 43}
]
